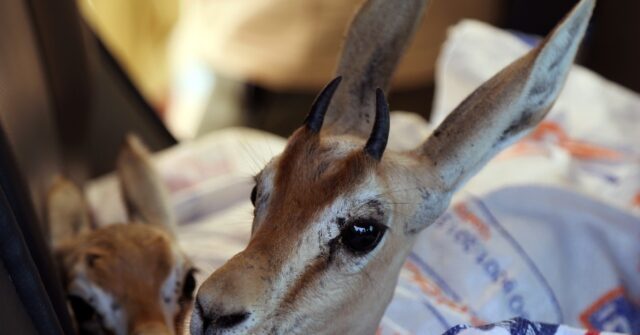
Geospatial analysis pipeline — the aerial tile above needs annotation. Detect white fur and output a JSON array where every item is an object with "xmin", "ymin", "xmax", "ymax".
[{"xmin": 68, "ymin": 269, "xmax": 128, "ymax": 335}]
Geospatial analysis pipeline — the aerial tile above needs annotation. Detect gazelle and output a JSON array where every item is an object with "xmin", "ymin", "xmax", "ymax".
[
  {"xmin": 191, "ymin": 0, "xmax": 595, "ymax": 334},
  {"xmin": 48, "ymin": 135, "xmax": 196, "ymax": 335}
]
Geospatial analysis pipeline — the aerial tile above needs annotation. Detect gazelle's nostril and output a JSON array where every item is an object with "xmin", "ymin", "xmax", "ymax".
[
  {"xmin": 215, "ymin": 312, "xmax": 250, "ymax": 328},
  {"xmin": 194, "ymin": 300, "xmax": 211, "ymax": 332},
  {"xmin": 195, "ymin": 298, "xmax": 250, "ymax": 332}
]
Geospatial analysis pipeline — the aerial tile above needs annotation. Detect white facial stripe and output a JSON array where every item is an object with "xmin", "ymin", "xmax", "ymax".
[
  {"xmin": 246, "ymin": 160, "xmax": 393, "ymax": 332},
  {"xmin": 276, "ymin": 178, "xmax": 390, "ymax": 294},
  {"xmin": 315, "ymin": 186, "xmax": 391, "ymax": 265},
  {"xmin": 67, "ymin": 248, "xmax": 188, "ymax": 335},
  {"xmin": 92, "ymin": 285, "xmax": 127, "ymax": 335},
  {"xmin": 68, "ymin": 273, "xmax": 128, "ymax": 335},
  {"xmin": 160, "ymin": 250, "xmax": 191, "ymax": 329},
  {"xmin": 252, "ymin": 184, "xmax": 392, "ymax": 333},
  {"xmin": 160, "ymin": 261, "xmax": 181, "ymax": 326},
  {"xmin": 159, "ymin": 266, "xmax": 180, "ymax": 330}
]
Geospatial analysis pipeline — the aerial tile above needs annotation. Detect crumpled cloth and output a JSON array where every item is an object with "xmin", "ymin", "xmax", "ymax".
[
  {"xmin": 442, "ymin": 318, "xmax": 621, "ymax": 335},
  {"xmin": 377, "ymin": 20, "xmax": 640, "ymax": 335}
]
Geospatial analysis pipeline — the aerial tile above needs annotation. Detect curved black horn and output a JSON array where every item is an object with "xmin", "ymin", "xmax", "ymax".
[
  {"xmin": 364, "ymin": 88, "xmax": 390, "ymax": 161},
  {"xmin": 304, "ymin": 76, "xmax": 342, "ymax": 133}
]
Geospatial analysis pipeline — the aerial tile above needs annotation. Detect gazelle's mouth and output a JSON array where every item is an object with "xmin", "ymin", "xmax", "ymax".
[{"xmin": 190, "ymin": 300, "xmax": 258, "ymax": 335}]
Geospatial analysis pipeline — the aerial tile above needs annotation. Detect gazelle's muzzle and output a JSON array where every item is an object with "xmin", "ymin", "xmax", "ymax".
[{"xmin": 191, "ymin": 250, "xmax": 270, "ymax": 334}]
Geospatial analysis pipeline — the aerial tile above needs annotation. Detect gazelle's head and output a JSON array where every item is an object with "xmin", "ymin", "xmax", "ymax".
[
  {"xmin": 192, "ymin": 0, "xmax": 595, "ymax": 334},
  {"xmin": 48, "ymin": 136, "xmax": 196, "ymax": 335}
]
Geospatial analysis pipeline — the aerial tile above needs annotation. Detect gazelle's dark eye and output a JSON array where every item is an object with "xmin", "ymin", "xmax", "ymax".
[
  {"xmin": 181, "ymin": 269, "xmax": 197, "ymax": 300},
  {"xmin": 68, "ymin": 294, "xmax": 97, "ymax": 322},
  {"xmin": 250, "ymin": 185, "xmax": 257, "ymax": 206},
  {"xmin": 341, "ymin": 219, "xmax": 387, "ymax": 254}
]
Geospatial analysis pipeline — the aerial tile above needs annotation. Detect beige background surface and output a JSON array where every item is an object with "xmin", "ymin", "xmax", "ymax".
[{"xmin": 170, "ymin": 0, "xmax": 505, "ymax": 90}]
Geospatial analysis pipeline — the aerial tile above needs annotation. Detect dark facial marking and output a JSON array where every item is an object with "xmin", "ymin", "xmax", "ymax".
[
  {"xmin": 250, "ymin": 185, "xmax": 257, "ymax": 206},
  {"xmin": 86, "ymin": 253, "xmax": 101, "ymax": 267},
  {"xmin": 280, "ymin": 234, "xmax": 340, "ymax": 308}
]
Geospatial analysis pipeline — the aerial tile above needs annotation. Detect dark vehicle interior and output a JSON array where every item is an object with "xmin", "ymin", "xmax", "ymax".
[{"xmin": 0, "ymin": 0, "xmax": 174, "ymax": 334}]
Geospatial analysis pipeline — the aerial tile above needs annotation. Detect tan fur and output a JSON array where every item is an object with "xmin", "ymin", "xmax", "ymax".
[
  {"xmin": 266, "ymin": 128, "xmax": 373, "ymax": 234},
  {"xmin": 192, "ymin": 1, "xmax": 596, "ymax": 334},
  {"xmin": 55, "ymin": 225, "xmax": 178, "ymax": 333},
  {"xmin": 194, "ymin": 131, "xmax": 383, "ymax": 332},
  {"xmin": 49, "ymin": 135, "xmax": 194, "ymax": 335}
]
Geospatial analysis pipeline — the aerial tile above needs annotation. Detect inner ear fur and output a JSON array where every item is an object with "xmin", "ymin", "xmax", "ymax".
[{"xmin": 117, "ymin": 134, "xmax": 176, "ymax": 233}]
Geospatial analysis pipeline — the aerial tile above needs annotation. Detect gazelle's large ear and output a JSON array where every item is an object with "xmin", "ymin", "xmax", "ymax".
[
  {"xmin": 117, "ymin": 134, "xmax": 176, "ymax": 232},
  {"xmin": 47, "ymin": 177, "xmax": 92, "ymax": 248},
  {"xmin": 324, "ymin": 0, "xmax": 430, "ymax": 136},
  {"xmin": 420, "ymin": 0, "xmax": 594, "ymax": 192}
]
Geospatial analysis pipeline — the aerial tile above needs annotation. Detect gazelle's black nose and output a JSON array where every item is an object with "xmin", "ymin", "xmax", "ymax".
[
  {"xmin": 214, "ymin": 312, "xmax": 250, "ymax": 328},
  {"xmin": 196, "ymin": 298, "xmax": 251, "ymax": 333}
]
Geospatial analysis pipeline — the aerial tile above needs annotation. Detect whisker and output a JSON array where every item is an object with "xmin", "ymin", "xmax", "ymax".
[
  {"xmin": 370, "ymin": 186, "xmax": 423, "ymax": 198},
  {"xmin": 238, "ymin": 140, "xmax": 268, "ymax": 174}
]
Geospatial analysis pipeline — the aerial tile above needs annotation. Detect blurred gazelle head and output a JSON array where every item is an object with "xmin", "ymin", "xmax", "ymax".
[{"xmin": 48, "ymin": 136, "xmax": 195, "ymax": 335}]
